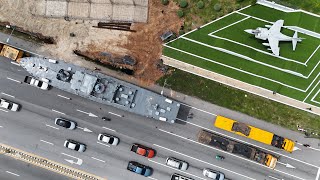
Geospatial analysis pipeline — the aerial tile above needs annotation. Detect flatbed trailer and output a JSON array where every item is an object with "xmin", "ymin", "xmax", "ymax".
[{"xmin": 197, "ymin": 129, "xmax": 278, "ymax": 169}]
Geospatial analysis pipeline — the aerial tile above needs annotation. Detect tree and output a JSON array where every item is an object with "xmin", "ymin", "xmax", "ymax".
[
  {"xmin": 161, "ymin": 0, "xmax": 169, "ymax": 5},
  {"xmin": 197, "ymin": 1, "xmax": 205, "ymax": 9},
  {"xmin": 214, "ymin": 3, "xmax": 221, "ymax": 12},
  {"xmin": 177, "ymin": 10, "xmax": 184, "ymax": 18},
  {"xmin": 179, "ymin": 0, "xmax": 188, "ymax": 8}
]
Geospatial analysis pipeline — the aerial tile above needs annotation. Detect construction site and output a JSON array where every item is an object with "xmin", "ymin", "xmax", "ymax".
[{"xmin": 0, "ymin": 0, "xmax": 183, "ymax": 85}]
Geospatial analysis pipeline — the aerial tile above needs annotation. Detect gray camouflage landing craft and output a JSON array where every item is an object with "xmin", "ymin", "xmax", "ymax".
[{"xmin": 245, "ymin": 20, "xmax": 303, "ymax": 56}]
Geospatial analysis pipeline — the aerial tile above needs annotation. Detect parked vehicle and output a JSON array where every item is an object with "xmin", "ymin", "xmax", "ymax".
[
  {"xmin": 131, "ymin": 143, "xmax": 155, "ymax": 158},
  {"xmin": 215, "ymin": 155, "xmax": 225, "ymax": 160},
  {"xmin": 55, "ymin": 118, "xmax": 77, "ymax": 130},
  {"xmin": 171, "ymin": 173, "xmax": 194, "ymax": 180},
  {"xmin": 64, "ymin": 139, "xmax": 86, "ymax": 152},
  {"xmin": 127, "ymin": 161, "xmax": 152, "ymax": 177},
  {"xmin": 0, "ymin": 98, "xmax": 20, "ymax": 111},
  {"xmin": 166, "ymin": 157, "xmax": 188, "ymax": 171},
  {"xmin": 203, "ymin": 168, "xmax": 225, "ymax": 180},
  {"xmin": 24, "ymin": 76, "xmax": 49, "ymax": 90},
  {"xmin": 97, "ymin": 133, "xmax": 119, "ymax": 146}
]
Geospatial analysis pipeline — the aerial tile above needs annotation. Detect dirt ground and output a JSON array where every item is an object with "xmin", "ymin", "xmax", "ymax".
[{"xmin": 0, "ymin": 0, "xmax": 182, "ymax": 85}]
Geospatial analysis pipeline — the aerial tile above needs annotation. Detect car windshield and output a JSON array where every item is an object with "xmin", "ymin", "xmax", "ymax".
[
  {"xmin": 58, "ymin": 120, "xmax": 70, "ymax": 127},
  {"xmin": 74, "ymin": 143, "xmax": 80, "ymax": 150},
  {"xmin": 37, "ymin": 81, "xmax": 43, "ymax": 87},
  {"xmin": 108, "ymin": 138, "xmax": 114, "ymax": 144}
]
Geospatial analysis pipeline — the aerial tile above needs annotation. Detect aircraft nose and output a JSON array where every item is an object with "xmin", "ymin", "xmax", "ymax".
[{"xmin": 244, "ymin": 29, "xmax": 254, "ymax": 34}]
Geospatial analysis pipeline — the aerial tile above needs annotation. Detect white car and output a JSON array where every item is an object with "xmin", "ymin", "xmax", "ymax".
[
  {"xmin": 97, "ymin": 134, "xmax": 119, "ymax": 146},
  {"xmin": 64, "ymin": 139, "xmax": 86, "ymax": 152},
  {"xmin": 0, "ymin": 98, "xmax": 20, "ymax": 111},
  {"xmin": 203, "ymin": 168, "xmax": 225, "ymax": 180},
  {"xmin": 55, "ymin": 118, "xmax": 77, "ymax": 130},
  {"xmin": 24, "ymin": 76, "xmax": 49, "ymax": 90},
  {"xmin": 166, "ymin": 157, "xmax": 188, "ymax": 171}
]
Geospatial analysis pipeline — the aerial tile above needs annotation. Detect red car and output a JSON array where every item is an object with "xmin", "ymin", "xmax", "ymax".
[{"xmin": 131, "ymin": 144, "xmax": 155, "ymax": 158}]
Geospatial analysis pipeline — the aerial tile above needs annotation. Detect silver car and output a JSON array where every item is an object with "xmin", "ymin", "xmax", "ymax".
[
  {"xmin": 203, "ymin": 168, "xmax": 225, "ymax": 180},
  {"xmin": 97, "ymin": 133, "xmax": 119, "ymax": 146},
  {"xmin": 64, "ymin": 139, "xmax": 86, "ymax": 152},
  {"xmin": 166, "ymin": 157, "xmax": 188, "ymax": 171}
]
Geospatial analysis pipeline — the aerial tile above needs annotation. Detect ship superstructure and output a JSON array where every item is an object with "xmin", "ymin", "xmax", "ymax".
[{"xmin": 20, "ymin": 57, "xmax": 180, "ymax": 123}]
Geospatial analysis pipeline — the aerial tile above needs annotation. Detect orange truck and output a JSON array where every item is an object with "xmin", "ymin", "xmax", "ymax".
[
  {"xmin": 0, "ymin": 44, "xmax": 24, "ymax": 62},
  {"xmin": 214, "ymin": 116, "xmax": 295, "ymax": 153}
]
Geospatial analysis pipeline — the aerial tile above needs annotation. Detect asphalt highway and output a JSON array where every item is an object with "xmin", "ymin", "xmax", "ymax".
[{"xmin": 0, "ymin": 57, "xmax": 320, "ymax": 180}]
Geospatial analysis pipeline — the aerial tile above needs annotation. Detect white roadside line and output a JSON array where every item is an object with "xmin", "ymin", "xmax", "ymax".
[
  {"xmin": 148, "ymin": 177, "xmax": 158, "ymax": 180},
  {"xmin": 268, "ymin": 176, "xmax": 283, "ymax": 180},
  {"xmin": 148, "ymin": 159, "xmax": 207, "ymax": 180},
  {"xmin": 108, "ymin": 112, "xmax": 122, "ymax": 117},
  {"xmin": 273, "ymin": 169, "xmax": 305, "ymax": 180},
  {"xmin": 57, "ymin": 94, "xmax": 71, "ymax": 100},
  {"xmin": 97, "ymin": 141, "xmax": 110, "ymax": 147},
  {"xmin": 6, "ymin": 77, "xmax": 21, "ymax": 84},
  {"xmin": 91, "ymin": 157, "xmax": 105, "ymax": 163},
  {"xmin": 45, "ymin": 124, "xmax": 59, "ymax": 130},
  {"xmin": 158, "ymin": 129, "xmax": 308, "ymax": 180},
  {"xmin": 0, "ymin": 109, "xmax": 8, "ymax": 113},
  {"xmin": 51, "ymin": 109, "xmax": 66, "ymax": 115},
  {"xmin": 153, "ymin": 142, "xmax": 256, "ymax": 180},
  {"xmin": 1, "ymin": 92, "xmax": 15, "ymax": 98},
  {"xmin": 6, "ymin": 171, "xmax": 20, "ymax": 176},
  {"xmin": 40, "ymin": 140, "xmax": 54, "ymax": 146},
  {"xmin": 10, "ymin": 61, "xmax": 20, "ymax": 66},
  {"xmin": 180, "ymin": 102, "xmax": 217, "ymax": 116},
  {"xmin": 102, "ymin": 127, "xmax": 116, "ymax": 132},
  {"xmin": 0, "ymin": 126, "xmax": 3, "ymax": 128},
  {"xmin": 176, "ymin": 118, "xmax": 320, "ymax": 168},
  {"xmin": 296, "ymin": 142, "xmax": 320, "ymax": 152}
]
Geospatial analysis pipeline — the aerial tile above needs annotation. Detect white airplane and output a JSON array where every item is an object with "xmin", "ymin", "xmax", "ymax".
[{"xmin": 244, "ymin": 20, "xmax": 303, "ymax": 56}]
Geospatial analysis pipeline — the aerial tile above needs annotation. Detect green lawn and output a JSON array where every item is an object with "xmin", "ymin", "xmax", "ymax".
[{"xmin": 157, "ymin": 69, "xmax": 320, "ymax": 137}]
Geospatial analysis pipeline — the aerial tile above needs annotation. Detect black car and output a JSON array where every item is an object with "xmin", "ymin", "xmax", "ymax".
[
  {"xmin": 55, "ymin": 118, "xmax": 77, "ymax": 130},
  {"xmin": 127, "ymin": 161, "xmax": 152, "ymax": 177}
]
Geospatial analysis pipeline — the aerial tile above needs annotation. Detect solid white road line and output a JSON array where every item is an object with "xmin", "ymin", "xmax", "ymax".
[
  {"xmin": 40, "ymin": 140, "xmax": 54, "ymax": 145},
  {"xmin": 180, "ymin": 102, "xmax": 217, "ymax": 116},
  {"xmin": 148, "ymin": 177, "xmax": 158, "ymax": 180},
  {"xmin": 10, "ymin": 61, "xmax": 20, "ymax": 66},
  {"xmin": 175, "ymin": 118, "xmax": 320, "ymax": 168},
  {"xmin": 91, "ymin": 157, "xmax": 105, "ymax": 163},
  {"xmin": 316, "ymin": 167, "xmax": 320, "ymax": 180},
  {"xmin": 45, "ymin": 124, "xmax": 59, "ymax": 130},
  {"xmin": 6, "ymin": 77, "xmax": 21, "ymax": 83},
  {"xmin": 297, "ymin": 142, "xmax": 320, "ymax": 152},
  {"xmin": 6, "ymin": 171, "xmax": 20, "ymax": 176},
  {"xmin": 0, "ymin": 126, "xmax": 3, "ymax": 128},
  {"xmin": 148, "ymin": 159, "xmax": 206, "ymax": 180},
  {"xmin": 0, "ymin": 109, "xmax": 8, "ymax": 113},
  {"xmin": 97, "ymin": 141, "xmax": 110, "ymax": 147},
  {"xmin": 268, "ymin": 176, "xmax": 283, "ymax": 180},
  {"xmin": 1, "ymin": 92, "xmax": 15, "ymax": 98},
  {"xmin": 57, "ymin": 94, "xmax": 71, "ymax": 100},
  {"xmin": 102, "ymin": 127, "xmax": 116, "ymax": 132},
  {"xmin": 153, "ymin": 142, "xmax": 256, "ymax": 180},
  {"xmin": 51, "ymin": 109, "xmax": 66, "ymax": 115},
  {"xmin": 108, "ymin": 112, "xmax": 122, "ymax": 117},
  {"xmin": 273, "ymin": 169, "xmax": 305, "ymax": 180}
]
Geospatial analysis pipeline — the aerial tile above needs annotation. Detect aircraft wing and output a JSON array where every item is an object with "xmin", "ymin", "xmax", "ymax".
[
  {"xmin": 269, "ymin": 20, "xmax": 284, "ymax": 34},
  {"xmin": 267, "ymin": 37, "xmax": 280, "ymax": 56}
]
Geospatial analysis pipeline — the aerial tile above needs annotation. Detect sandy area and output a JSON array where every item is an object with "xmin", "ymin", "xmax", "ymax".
[{"xmin": 0, "ymin": 0, "xmax": 182, "ymax": 85}]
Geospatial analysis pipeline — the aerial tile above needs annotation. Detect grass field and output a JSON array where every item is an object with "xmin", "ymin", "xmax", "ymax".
[{"xmin": 163, "ymin": 4, "xmax": 320, "ymax": 107}]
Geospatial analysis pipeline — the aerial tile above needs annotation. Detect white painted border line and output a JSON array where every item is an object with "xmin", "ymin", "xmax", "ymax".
[
  {"xmin": 210, "ymin": 16, "xmax": 251, "ymax": 34},
  {"xmin": 163, "ymin": 56, "xmax": 320, "ymax": 117},
  {"xmin": 316, "ymin": 168, "xmax": 320, "ymax": 180},
  {"xmin": 6, "ymin": 77, "xmax": 21, "ymax": 83},
  {"xmin": 40, "ymin": 140, "xmax": 54, "ymax": 145},
  {"xmin": 102, "ymin": 127, "xmax": 116, "ymax": 132},
  {"xmin": 91, "ymin": 157, "xmax": 105, "ymax": 163},
  {"xmin": 6, "ymin": 171, "xmax": 20, "ymax": 176},
  {"xmin": 57, "ymin": 94, "xmax": 71, "ymax": 100},
  {"xmin": 148, "ymin": 177, "xmax": 158, "ymax": 180},
  {"xmin": 175, "ymin": 118, "xmax": 320, "ymax": 168},
  {"xmin": 1, "ymin": 92, "xmax": 15, "ymax": 98},
  {"xmin": 148, "ymin": 159, "xmax": 207, "ymax": 180},
  {"xmin": 108, "ymin": 112, "xmax": 122, "ymax": 117},
  {"xmin": 10, "ymin": 61, "xmax": 20, "ymax": 66},
  {"xmin": 45, "ymin": 124, "xmax": 59, "ymax": 130},
  {"xmin": 51, "ymin": 109, "xmax": 66, "ymax": 115},
  {"xmin": 97, "ymin": 141, "xmax": 110, "ymax": 147},
  {"xmin": 153, "ymin": 143, "xmax": 256, "ymax": 180}
]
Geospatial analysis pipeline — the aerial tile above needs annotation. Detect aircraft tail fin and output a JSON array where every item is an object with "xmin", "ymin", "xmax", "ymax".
[{"xmin": 292, "ymin": 31, "xmax": 304, "ymax": 51}]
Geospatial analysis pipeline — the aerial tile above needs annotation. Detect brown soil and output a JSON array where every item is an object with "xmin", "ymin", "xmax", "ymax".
[{"xmin": 121, "ymin": 1, "xmax": 183, "ymax": 85}]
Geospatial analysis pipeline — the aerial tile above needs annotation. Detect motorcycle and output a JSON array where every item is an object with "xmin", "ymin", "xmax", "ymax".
[
  {"xmin": 215, "ymin": 155, "xmax": 225, "ymax": 160},
  {"xmin": 102, "ymin": 117, "xmax": 111, "ymax": 121}
]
